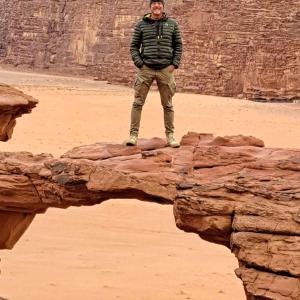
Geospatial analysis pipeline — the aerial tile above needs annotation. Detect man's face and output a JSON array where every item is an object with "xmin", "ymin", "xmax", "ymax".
[{"xmin": 150, "ymin": 2, "xmax": 164, "ymax": 18}]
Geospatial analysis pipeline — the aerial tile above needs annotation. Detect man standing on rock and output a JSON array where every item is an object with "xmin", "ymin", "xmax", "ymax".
[{"xmin": 126, "ymin": 0, "xmax": 182, "ymax": 147}]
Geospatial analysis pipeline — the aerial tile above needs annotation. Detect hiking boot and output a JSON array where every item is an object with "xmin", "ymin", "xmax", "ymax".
[
  {"xmin": 125, "ymin": 134, "xmax": 138, "ymax": 146},
  {"xmin": 166, "ymin": 133, "xmax": 180, "ymax": 148}
]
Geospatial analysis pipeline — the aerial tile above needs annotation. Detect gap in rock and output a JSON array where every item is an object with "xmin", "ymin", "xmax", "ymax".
[{"xmin": 0, "ymin": 199, "xmax": 245, "ymax": 300}]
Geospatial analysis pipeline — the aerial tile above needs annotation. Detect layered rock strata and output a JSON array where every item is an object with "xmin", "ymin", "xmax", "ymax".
[
  {"xmin": 0, "ymin": 133, "xmax": 299, "ymax": 299},
  {"xmin": 0, "ymin": 84, "xmax": 38, "ymax": 141},
  {"xmin": 0, "ymin": 0, "xmax": 299, "ymax": 101}
]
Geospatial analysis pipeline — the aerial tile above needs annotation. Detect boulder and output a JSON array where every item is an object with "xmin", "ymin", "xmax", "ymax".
[{"xmin": 0, "ymin": 84, "xmax": 38, "ymax": 141}]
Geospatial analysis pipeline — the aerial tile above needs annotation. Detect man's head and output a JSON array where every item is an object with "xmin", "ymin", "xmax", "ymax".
[
  {"xmin": 150, "ymin": 0, "xmax": 165, "ymax": 19},
  {"xmin": 150, "ymin": 0, "xmax": 164, "ymax": 6}
]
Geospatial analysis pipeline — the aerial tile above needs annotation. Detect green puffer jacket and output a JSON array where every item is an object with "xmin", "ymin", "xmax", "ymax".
[{"xmin": 130, "ymin": 13, "xmax": 182, "ymax": 70}]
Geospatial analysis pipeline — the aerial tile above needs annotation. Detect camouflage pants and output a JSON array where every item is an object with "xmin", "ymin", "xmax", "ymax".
[{"xmin": 129, "ymin": 65, "xmax": 176, "ymax": 136}]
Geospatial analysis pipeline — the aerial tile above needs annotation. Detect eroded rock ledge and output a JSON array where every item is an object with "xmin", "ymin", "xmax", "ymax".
[
  {"xmin": 0, "ymin": 133, "xmax": 299, "ymax": 300},
  {"xmin": 0, "ymin": 84, "xmax": 38, "ymax": 141}
]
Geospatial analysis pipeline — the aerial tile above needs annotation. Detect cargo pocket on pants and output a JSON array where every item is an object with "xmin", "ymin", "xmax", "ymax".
[
  {"xmin": 134, "ymin": 75, "xmax": 149, "ymax": 104},
  {"xmin": 134, "ymin": 76, "xmax": 143, "ymax": 93},
  {"xmin": 168, "ymin": 79, "xmax": 176, "ymax": 97}
]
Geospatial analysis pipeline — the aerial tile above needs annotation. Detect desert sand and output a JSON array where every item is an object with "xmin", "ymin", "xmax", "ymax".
[{"xmin": 0, "ymin": 68, "xmax": 299, "ymax": 300}]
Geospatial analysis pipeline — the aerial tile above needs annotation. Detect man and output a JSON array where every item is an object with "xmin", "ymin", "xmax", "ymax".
[{"xmin": 126, "ymin": 0, "xmax": 182, "ymax": 147}]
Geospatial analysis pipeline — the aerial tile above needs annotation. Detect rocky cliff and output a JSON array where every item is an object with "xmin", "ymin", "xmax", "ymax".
[
  {"xmin": 0, "ymin": 132, "xmax": 299, "ymax": 300},
  {"xmin": 0, "ymin": 84, "xmax": 37, "ymax": 141},
  {"xmin": 0, "ymin": 0, "xmax": 299, "ymax": 101}
]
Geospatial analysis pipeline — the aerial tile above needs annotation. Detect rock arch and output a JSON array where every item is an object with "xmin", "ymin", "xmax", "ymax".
[{"xmin": 0, "ymin": 132, "xmax": 299, "ymax": 299}]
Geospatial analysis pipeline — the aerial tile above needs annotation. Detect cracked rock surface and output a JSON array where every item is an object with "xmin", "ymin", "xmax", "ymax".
[{"xmin": 0, "ymin": 132, "xmax": 299, "ymax": 300}]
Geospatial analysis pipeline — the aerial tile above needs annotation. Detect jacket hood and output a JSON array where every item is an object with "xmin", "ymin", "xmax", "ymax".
[{"xmin": 143, "ymin": 12, "xmax": 168, "ymax": 22}]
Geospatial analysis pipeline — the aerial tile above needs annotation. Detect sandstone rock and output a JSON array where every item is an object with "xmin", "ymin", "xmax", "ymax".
[
  {"xmin": 0, "ymin": 0, "xmax": 299, "ymax": 101},
  {"xmin": 232, "ymin": 232, "xmax": 300, "ymax": 277},
  {"xmin": 0, "ymin": 211, "xmax": 35, "ymax": 249},
  {"xmin": 236, "ymin": 268, "xmax": 300, "ymax": 300},
  {"xmin": 208, "ymin": 135, "xmax": 265, "ymax": 147},
  {"xmin": 0, "ymin": 132, "xmax": 299, "ymax": 300},
  {"xmin": 0, "ymin": 84, "xmax": 38, "ymax": 141}
]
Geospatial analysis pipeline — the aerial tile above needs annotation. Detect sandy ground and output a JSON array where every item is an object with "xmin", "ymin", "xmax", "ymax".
[{"xmin": 0, "ymin": 68, "xmax": 299, "ymax": 300}]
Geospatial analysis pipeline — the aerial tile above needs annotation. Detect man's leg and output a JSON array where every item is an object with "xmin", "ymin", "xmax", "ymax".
[
  {"xmin": 127, "ymin": 66, "xmax": 154, "ymax": 145},
  {"xmin": 156, "ymin": 68, "xmax": 179, "ymax": 147}
]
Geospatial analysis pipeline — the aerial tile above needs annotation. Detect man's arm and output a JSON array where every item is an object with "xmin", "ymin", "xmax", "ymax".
[
  {"xmin": 130, "ymin": 23, "xmax": 144, "ymax": 68},
  {"xmin": 172, "ymin": 22, "xmax": 182, "ymax": 69}
]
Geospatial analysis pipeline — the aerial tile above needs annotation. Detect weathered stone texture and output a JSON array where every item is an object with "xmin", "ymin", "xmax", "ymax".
[
  {"xmin": 0, "ymin": 0, "xmax": 11, "ymax": 58},
  {"xmin": 0, "ymin": 0, "xmax": 299, "ymax": 101},
  {"xmin": 0, "ymin": 211, "xmax": 35, "ymax": 249},
  {"xmin": 0, "ymin": 132, "xmax": 299, "ymax": 299},
  {"xmin": 0, "ymin": 84, "xmax": 38, "ymax": 141}
]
